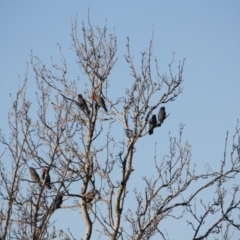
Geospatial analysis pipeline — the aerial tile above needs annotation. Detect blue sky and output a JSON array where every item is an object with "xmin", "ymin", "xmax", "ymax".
[{"xmin": 1, "ymin": 1, "xmax": 240, "ymax": 239}]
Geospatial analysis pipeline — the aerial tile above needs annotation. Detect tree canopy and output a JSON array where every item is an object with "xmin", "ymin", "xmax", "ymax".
[{"xmin": 0, "ymin": 18, "xmax": 240, "ymax": 240}]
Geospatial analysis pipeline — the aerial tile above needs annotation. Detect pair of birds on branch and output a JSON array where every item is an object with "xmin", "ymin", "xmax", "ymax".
[
  {"xmin": 29, "ymin": 167, "xmax": 51, "ymax": 189},
  {"xmin": 53, "ymin": 189, "xmax": 99, "ymax": 208},
  {"xmin": 148, "ymin": 106, "xmax": 166, "ymax": 135},
  {"xmin": 29, "ymin": 167, "xmax": 63, "ymax": 209},
  {"xmin": 78, "ymin": 93, "xmax": 108, "ymax": 115}
]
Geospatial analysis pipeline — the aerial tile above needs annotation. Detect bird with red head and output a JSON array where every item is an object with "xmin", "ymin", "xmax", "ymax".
[{"xmin": 91, "ymin": 93, "xmax": 108, "ymax": 112}]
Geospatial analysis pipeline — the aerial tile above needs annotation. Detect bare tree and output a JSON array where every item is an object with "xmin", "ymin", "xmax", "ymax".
[{"xmin": 0, "ymin": 17, "xmax": 240, "ymax": 240}]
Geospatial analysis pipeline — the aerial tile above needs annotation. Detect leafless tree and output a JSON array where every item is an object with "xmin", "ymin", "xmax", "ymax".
[{"xmin": 0, "ymin": 17, "xmax": 240, "ymax": 240}]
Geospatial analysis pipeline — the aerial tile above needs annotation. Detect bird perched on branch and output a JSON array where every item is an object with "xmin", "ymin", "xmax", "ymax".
[
  {"xmin": 158, "ymin": 106, "xmax": 166, "ymax": 126},
  {"xmin": 55, "ymin": 193, "xmax": 63, "ymax": 209},
  {"xmin": 41, "ymin": 168, "xmax": 51, "ymax": 189},
  {"xmin": 29, "ymin": 167, "xmax": 41, "ymax": 184},
  {"xmin": 78, "ymin": 94, "xmax": 90, "ymax": 116},
  {"xmin": 91, "ymin": 93, "xmax": 108, "ymax": 112},
  {"xmin": 84, "ymin": 189, "xmax": 99, "ymax": 204},
  {"xmin": 148, "ymin": 115, "xmax": 157, "ymax": 135}
]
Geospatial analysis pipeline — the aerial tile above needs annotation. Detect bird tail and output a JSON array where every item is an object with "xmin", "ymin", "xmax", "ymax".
[{"xmin": 148, "ymin": 129, "xmax": 153, "ymax": 135}]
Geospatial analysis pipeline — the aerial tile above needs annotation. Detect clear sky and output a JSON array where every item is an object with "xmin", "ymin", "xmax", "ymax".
[{"xmin": 1, "ymin": 1, "xmax": 240, "ymax": 239}]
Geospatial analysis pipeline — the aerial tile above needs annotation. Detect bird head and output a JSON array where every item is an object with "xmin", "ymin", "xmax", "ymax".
[
  {"xmin": 78, "ymin": 94, "xmax": 82, "ymax": 98},
  {"xmin": 91, "ymin": 93, "xmax": 97, "ymax": 100}
]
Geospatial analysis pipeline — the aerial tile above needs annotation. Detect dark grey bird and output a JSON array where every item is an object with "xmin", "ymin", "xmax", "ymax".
[
  {"xmin": 29, "ymin": 167, "xmax": 41, "ymax": 184},
  {"xmin": 84, "ymin": 189, "xmax": 99, "ymax": 204},
  {"xmin": 158, "ymin": 107, "xmax": 166, "ymax": 126},
  {"xmin": 148, "ymin": 115, "xmax": 157, "ymax": 135},
  {"xmin": 92, "ymin": 93, "xmax": 108, "ymax": 112},
  {"xmin": 55, "ymin": 194, "xmax": 63, "ymax": 209},
  {"xmin": 41, "ymin": 168, "xmax": 51, "ymax": 189},
  {"xmin": 78, "ymin": 94, "xmax": 90, "ymax": 115}
]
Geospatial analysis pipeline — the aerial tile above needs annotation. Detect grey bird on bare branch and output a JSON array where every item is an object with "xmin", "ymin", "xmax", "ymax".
[{"xmin": 158, "ymin": 106, "xmax": 166, "ymax": 127}]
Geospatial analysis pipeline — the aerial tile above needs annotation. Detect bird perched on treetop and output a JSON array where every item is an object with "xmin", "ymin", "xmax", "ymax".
[
  {"xmin": 158, "ymin": 107, "xmax": 166, "ymax": 126},
  {"xmin": 91, "ymin": 93, "xmax": 108, "ymax": 112},
  {"xmin": 78, "ymin": 94, "xmax": 90, "ymax": 116},
  {"xmin": 41, "ymin": 168, "xmax": 51, "ymax": 189},
  {"xmin": 29, "ymin": 167, "xmax": 41, "ymax": 184},
  {"xmin": 55, "ymin": 193, "xmax": 63, "ymax": 209},
  {"xmin": 148, "ymin": 115, "xmax": 157, "ymax": 135}
]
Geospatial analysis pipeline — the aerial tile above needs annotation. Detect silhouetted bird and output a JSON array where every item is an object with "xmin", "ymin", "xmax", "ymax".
[
  {"xmin": 91, "ymin": 93, "xmax": 108, "ymax": 112},
  {"xmin": 158, "ymin": 107, "xmax": 166, "ymax": 126},
  {"xmin": 78, "ymin": 94, "xmax": 90, "ymax": 115},
  {"xmin": 41, "ymin": 168, "xmax": 51, "ymax": 189},
  {"xmin": 148, "ymin": 115, "xmax": 157, "ymax": 135},
  {"xmin": 29, "ymin": 167, "xmax": 41, "ymax": 184},
  {"xmin": 55, "ymin": 194, "xmax": 63, "ymax": 209}
]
